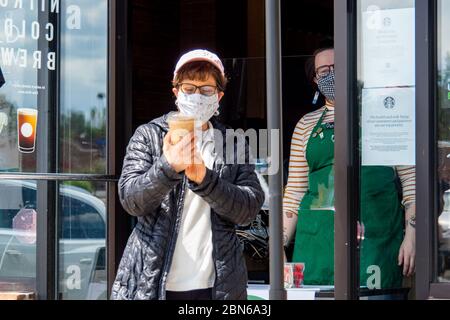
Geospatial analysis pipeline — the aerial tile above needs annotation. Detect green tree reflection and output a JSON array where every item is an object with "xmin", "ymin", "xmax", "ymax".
[{"xmin": 60, "ymin": 93, "xmax": 106, "ymax": 175}]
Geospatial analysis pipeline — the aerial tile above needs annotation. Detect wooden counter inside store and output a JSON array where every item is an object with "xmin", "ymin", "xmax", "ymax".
[
  {"xmin": 0, "ymin": 281, "xmax": 36, "ymax": 300},
  {"xmin": 0, "ymin": 292, "xmax": 35, "ymax": 300}
]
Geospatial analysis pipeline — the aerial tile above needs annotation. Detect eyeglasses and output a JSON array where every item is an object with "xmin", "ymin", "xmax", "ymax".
[
  {"xmin": 178, "ymin": 83, "xmax": 220, "ymax": 97},
  {"xmin": 315, "ymin": 64, "xmax": 335, "ymax": 79}
]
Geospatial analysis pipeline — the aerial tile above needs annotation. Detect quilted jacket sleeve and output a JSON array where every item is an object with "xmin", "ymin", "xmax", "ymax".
[
  {"xmin": 188, "ymin": 163, "xmax": 264, "ymax": 226},
  {"xmin": 118, "ymin": 124, "xmax": 183, "ymax": 217}
]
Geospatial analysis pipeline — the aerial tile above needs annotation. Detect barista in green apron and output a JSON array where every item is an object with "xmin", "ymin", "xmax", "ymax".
[{"xmin": 292, "ymin": 107, "xmax": 404, "ymax": 288}]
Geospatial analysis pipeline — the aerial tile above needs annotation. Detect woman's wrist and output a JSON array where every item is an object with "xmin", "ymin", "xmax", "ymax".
[
  {"xmin": 406, "ymin": 215, "xmax": 416, "ymax": 229},
  {"xmin": 283, "ymin": 232, "xmax": 289, "ymax": 248},
  {"xmin": 405, "ymin": 221, "xmax": 416, "ymax": 237}
]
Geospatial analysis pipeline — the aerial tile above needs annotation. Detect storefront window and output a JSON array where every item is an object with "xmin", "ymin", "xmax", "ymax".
[
  {"xmin": 57, "ymin": 181, "xmax": 107, "ymax": 300},
  {"xmin": 0, "ymin": 0, "xmax": 108, "ymax": 174},
  {"xmin": 0, "ymin": 178, "xmax": 107, "ymax": 299},
  {"xmin": 436, "ymin": 0, "xmax": 450, "ymax": 283},
  {"xmin": 0, "ymin": 180, "xmax": 37, "ymax": 293},
  {"xmin": 59, "ymin": 0, "xmax": 108, "ymax": 174},
  {"xmin": 0, "ymin": 4, "xmax": 39, "ymax": 172},
  {"xmin": 0, "ymin": 1, "xmax": 109, "ymax": 300},
  {"xmin": 357, "ymin": 0, "xmax": 416, "ymax": 298}
]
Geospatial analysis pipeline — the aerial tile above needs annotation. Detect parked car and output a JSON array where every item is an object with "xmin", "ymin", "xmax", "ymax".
[{"xmin": 0, "ymin": 180, "xmax": 107, "ymax": 299}]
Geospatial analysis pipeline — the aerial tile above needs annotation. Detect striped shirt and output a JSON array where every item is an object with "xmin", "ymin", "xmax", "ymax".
[{"xmin": 283, "ymin": 103, "xmax": 416, "ymax": 217}]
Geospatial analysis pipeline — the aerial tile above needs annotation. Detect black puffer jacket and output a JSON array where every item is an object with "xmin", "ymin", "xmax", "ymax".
[{"xmin": 111, "ymin": 114, "xmax": 264, "ymax": 300}]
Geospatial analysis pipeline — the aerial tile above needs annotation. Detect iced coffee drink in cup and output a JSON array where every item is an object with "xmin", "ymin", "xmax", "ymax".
[
  {"xmin": 167, "ymin": 112, "xmax": 196, "ymax": 145},
  {"xmin": 17, "ymin": 108, "xmax": 38, "ymax": 153}
]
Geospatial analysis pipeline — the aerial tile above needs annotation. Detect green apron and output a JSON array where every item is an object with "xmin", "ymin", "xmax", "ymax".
[
  {"xmin": 359, "ymin": 166, "xmax": 404, "ymax": 289},
  {"xmin": 292, "ymin": 108, "xmax": 404, "ymax": 288}
]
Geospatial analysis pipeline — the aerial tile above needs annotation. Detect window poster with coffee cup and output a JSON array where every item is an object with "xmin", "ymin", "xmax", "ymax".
[{"xmin": 0, "ymin": 1, "xmax": 81, "ymax": 171}]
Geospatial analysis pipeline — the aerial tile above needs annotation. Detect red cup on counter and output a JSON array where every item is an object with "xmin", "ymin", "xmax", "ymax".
[
  {"xmin": 292, "ymin": 263, "xmax": 305, "ymax": 288},
  {"xmin": 284, "ymin": 263, "xmax": 305, "ymax": 288}
]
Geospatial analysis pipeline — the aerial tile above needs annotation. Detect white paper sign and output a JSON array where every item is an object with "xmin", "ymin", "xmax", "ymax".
[
  {"xmin": 362, "ymin": 7, "xmax": 415, "ymax": 88},
  {"xmin": 362, "ymin": 87, "xmax": 416, "ymax": 166}
]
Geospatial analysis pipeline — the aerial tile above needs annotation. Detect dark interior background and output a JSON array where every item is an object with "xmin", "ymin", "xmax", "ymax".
[
  {"xmin": 130, "ymin": 0, "xmax": 334, "ymax": 282},
  {"xmin": 131, "ymin": 0, "xmax": 333, "ymax": 163}
]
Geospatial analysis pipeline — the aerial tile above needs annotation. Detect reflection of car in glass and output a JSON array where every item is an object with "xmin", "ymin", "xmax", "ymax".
[{"xmin": 0, "ymin": 180, "xmax": 106, "ymax": 299}]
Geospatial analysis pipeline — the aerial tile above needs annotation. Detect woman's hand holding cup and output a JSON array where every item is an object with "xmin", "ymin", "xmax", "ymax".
[
  {"xmin": 163, "ymin": 112, "xmax": 207, "ymax": 183},
  {"xmin": 163, "ymin": 131, "xmax": 196, "ymax": 173},
  {"xmin": 185, "ymin": 150, "xmax": 207, "ymax": 184}
]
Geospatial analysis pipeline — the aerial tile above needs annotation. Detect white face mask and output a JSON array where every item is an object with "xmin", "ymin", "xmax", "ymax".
[{"xmin": 176, "ymin": 92, "xmax": 220, "ymax": 124}]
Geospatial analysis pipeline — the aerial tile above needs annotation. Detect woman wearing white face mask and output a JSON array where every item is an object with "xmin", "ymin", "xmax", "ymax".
[
  {"xmin": 173, "ymin": 67, "xmax": 224, "ymax": 128},
  {"xmin": 170, "ymin": 50, "xmax": 227, "ymax": 184},
  {"xmin": 111, "ymin": 49, "xmax": 264, "ymax": 300}
]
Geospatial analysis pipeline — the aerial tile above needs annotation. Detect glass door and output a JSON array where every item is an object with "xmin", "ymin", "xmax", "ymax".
[
  {"xmin": 420, "ymin": 0, "xmax": 450, "ymax": 299},
  {"xmin": 0, "ymin": 0, "xmax": 112, "ymax": 299},
  {"xmin": 356, "ymin": 0, "xmax": 416, "ymax": 299},
  {"xmin": 414, "ymin": 0, "xmax": 450, "ymax": 300},
  {"xmin": 436, "ymin": 0, "xmax": 450, "ymax": 288}
]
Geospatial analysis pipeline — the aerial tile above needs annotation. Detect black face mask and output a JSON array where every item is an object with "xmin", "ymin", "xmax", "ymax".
[{"xmin": 317, "ymin": 69, "xmax": 335, "ymax": 102}]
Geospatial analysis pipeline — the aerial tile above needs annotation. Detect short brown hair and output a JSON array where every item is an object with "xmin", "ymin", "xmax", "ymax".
[
  {"xmin": 305, "ymin": 47, "xmax": 335, "ymax": 83},
  {"xmin": 172, "ymin": 61, "xmax": 228, "ymax": 91},
  {"xmin": 313, "ymin": 47, "xmax": 334, "ymax": 61}
]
